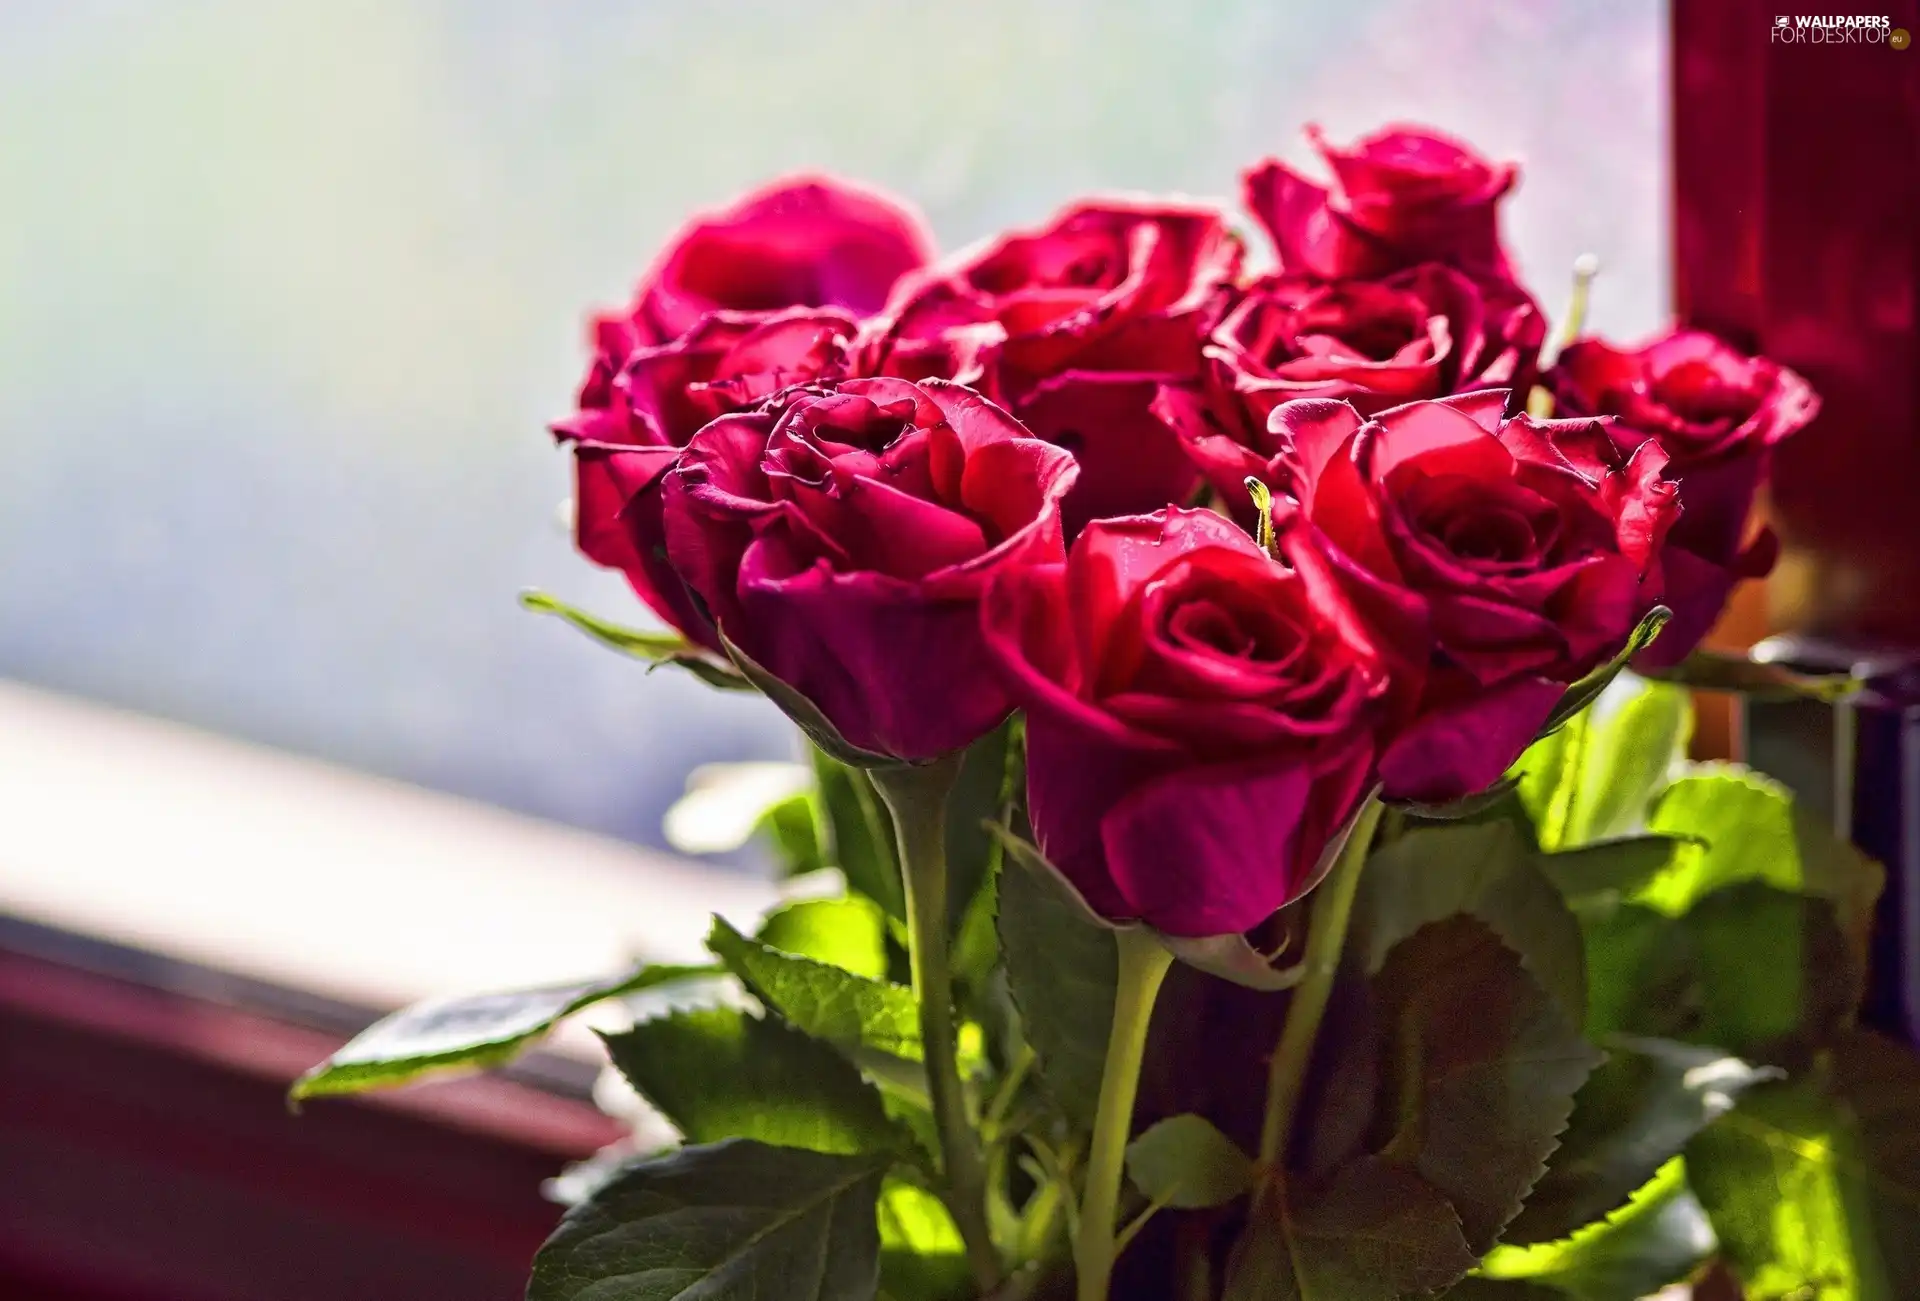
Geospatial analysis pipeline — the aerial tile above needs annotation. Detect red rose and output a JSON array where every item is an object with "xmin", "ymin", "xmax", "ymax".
[
  {"xmin": 1156, "ymin": 265, "xmax": 1543, "ymax": 523},
  {"xmin": 556, "ymin": 308, "xmax": 858, "ymax": 647},
  {"xmin": 1274, "ymin": 393, "xmax": 1678, "ymax": 803},
  {"xmin": 860, "ymin": 199, "xmax": 1242, "ymax": 532},
  {"xmin": 982, "ymin": 508, "xmax": 1386, "ymax": 937},
  {"xmin": 1243, "ymin": 125, "xmax": 1519, "ymax": 283},
  {"xmin": 622, "ymin": 175, "xmax": 933, "ymax": 345},
  {"xmin": 653, "ymin": 377, "xmax": 1077, "ymax": 761},
  {"xmin": 1548, "ymin": 330, "xmax": 1820, "ymax": 666}
]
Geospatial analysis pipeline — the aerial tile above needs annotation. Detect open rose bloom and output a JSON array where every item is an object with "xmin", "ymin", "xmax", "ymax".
[{"xmin": 297, "ymin": 124, "xmax": 1908, "ymax": 1301}]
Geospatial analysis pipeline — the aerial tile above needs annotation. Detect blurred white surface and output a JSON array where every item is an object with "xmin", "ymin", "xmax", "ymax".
[{"xmin": 0, "ymin": 680, "xmax": 778, "ymax": 1012}]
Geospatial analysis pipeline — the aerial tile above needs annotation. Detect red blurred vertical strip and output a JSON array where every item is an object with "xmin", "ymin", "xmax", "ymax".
[{"xmin": 1673, "ymin": 0, "xmax": 1920, "ymax": 643}]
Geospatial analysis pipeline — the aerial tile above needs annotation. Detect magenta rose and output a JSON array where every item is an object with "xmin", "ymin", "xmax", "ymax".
[
  {"xmin": 1157, "ymin": 265, "xmax": 1543, "ymax": 523},
  {"xmin": 1549, "ymin": 330, "xmax": 1820, "ymax": 667},
  {"xmin": 622, "ymin": 174, "xmax": 934, "ymax": 345},
  {"xmin": 1243, "ymin": 125, "xmax": 1519, "ymax": 283},
  {"xmin": 1274, "ymin": 393, "xmax": 1678, "ymax": 803},
  {"xmin": 555, "ymin": 308, "xmax": 858, "ymax": 646},
  {"xmin": 860, "ymin": 199, "xmax": 1243, "ymax": 532},
  {"xmin": 982, "ymin": 508, "xmax": 1387, "ymax": 937},
  {"xmin": 653, "ymin": 377, "xmax": 1077, "ymax": 761}
]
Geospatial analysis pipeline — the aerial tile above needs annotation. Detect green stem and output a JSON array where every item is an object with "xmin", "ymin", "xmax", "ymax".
[
  {"xmin": 1073, "ymin": 927, "xmax": 1174, "ymax": 1301},
  {"xmin": 1256, "ymin": 797, "xmax": 1384, "ymax": 1169},
  {"xmin": 870, "ymin": 756, "xmax": 1001, "ymax": 1292}
]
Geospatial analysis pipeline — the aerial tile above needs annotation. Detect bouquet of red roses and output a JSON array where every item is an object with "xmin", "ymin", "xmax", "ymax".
[{"xmin": 301, "ymin": 126, "xmax": 1916, "ymax": 1301}]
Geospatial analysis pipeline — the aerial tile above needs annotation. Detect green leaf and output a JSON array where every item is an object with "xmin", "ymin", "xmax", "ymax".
[
  {"xmin": 708, "ymin": 916, "xmax": 922, "ymax": 1061},
  {"xmin": 1359, "ymin": 821, "xmax": 1587, "ymax": 1024},
  {"xmin": 762, "ymin": 793, "xmax": 829, "ymax": 877},
  {"xmin": 1370, "ymin": 917, "xmax": 1604, "ymax": 1253},
  {"xmin": 1480, "ymin": 1158, "xmax": 1716, "ymax": 1301},
  {"xmin": 1536, "ymin": 607, "xmax": 1671, "ymax": 739},
  {"xmin": 944, "ymin": 720, "xmax": 1015, "ymax": 943},
  {"xmin": 1126, "ymin": 1114, "xmax": 1257, "ymax": 1210},
  {"xmin": 525, "ymin": 1138, "xmax": 887, "ymax": 1301},
  {"xmin": 759, "ymin": 896, "xmax": 890, "ymax": 981},
  {"xmin": 1688, "ymin": 1030, "xmax": 1920, "ymax": 1301},
  {"xmin": 1639, "ymin": 767, "xmax": 1884, "ymax": 942},
  {"xmin": 813, "ymin": 748, "xmax": 906, "ymax": 922},
  {"xmin": 291, "ymin": 963, "xmax": 716, "ymax": 1100},
  {"xmin": 1679, "ymin": 883, "xmax": 1859, "ymax": 1057},
  {"xmin": 1223, "ymin": 1158, "xmax": 1477, "ymax": 1301},
  {"xmin": 877, "ymin": 1178, "xmax": 970, "ymax": 1301},
  {"xmin": 994, "ymin": 835, "xmax": 1117, "ymax": 1130},
  {"xmin": 717, "ymin": 627, "xmax": 895, "ymax": 768},
  {"xmin": 1580, "ymin": 904, "xmax": 1697, "ymax": 1041},
  {"xmin": 1505, "ymin": 1037, "xmax": 1776, "ymax": 1244},
  {"xmin": 519, "ymin": 589, "xmax": 750, "ymax": 690},
  {"xmin": 1389, "ymin": 774, "xmax": 1524, "ymax": 822},
  {"xmin": 1648, "ymin": 648, "xmax": 1861, "ymax": 702},
  {"xmin": 1581, "ymin": 886, "xmax": 1860, "ymax": 1058},
  {"xmin": 1534, "ymin": 837, "xmax": 1688, "ymax": 916},
  {"xmin": 601, "ymin": 1006, "xmax": 907, "ymax": 1158},
  {"xmin": 1519, "ymin": 677, "xmax": 1689, "ymax": 851}
]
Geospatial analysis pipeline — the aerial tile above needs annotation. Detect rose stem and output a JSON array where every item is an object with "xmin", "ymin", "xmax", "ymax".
[
  {"xmin": 1072, "ymin": 926, "xmax": 1174, "ymax": 1301},
  {"xmin": 1255, "ymin": 796, "xmax": 1385, "ymax": 1171},
  {"xmin": 870, "ymin": 755, "xmax": 1002, "ymax": 1291}
]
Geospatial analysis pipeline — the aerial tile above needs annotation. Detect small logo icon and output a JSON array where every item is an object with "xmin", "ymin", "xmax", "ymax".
[
  {"xmin": 1776, "ymin": 14, "xmax": 1790, "ymax": 25},
  {"xmin": 1894, "ymin": 26, "xmax": 1911, "ymax": 47}
]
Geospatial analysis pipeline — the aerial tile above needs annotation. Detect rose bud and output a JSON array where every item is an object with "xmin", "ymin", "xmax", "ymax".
[
  {"xmin": 1243, "ymin": 124, "xmax": 1519, "ymax": 283},
  {"xmin": 651, "ymin": 377, "xmax": 1077, "ymax": 761},
  {"xmin": 1272, "ymin": 393, "xmax": 1678, "ymax": 804},
  {"xmin": 1156, "ymin": 265, "xmax": 1543, "ymax": 525},
  {"xmin": 860, "ymin": 199, "xmax": 1243, "ymax": 533},
  {"xmin": 982, "ymin": 508, "xmax": 1388, "ymax": 938},
  {"xmin": 556, "ymin": 308, "xmax": 859, "ymax": 648},
  {"xmin": 1548, "ymin": 329, "xmax": 1820, "ymax": 667}
]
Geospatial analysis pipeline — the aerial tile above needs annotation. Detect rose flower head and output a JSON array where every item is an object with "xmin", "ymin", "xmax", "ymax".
[
  {"xmin": 1549, "ymin": 328, "xmax": 1819, "ymax": 666},
  {"xmin": 655, "ymin": 376, "xmax": 1078, "ymax": 762},
  {"xmin": 983, "ymin": 507, "xmax": 1388, "ymax": 938}
]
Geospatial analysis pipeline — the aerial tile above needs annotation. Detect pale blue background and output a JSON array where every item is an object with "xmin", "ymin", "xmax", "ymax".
[{"xmin": 0, "ymin": 0, "xmax": 1667, "ymax": 851}]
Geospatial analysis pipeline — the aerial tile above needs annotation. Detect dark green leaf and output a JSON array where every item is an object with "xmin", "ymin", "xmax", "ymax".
[
  {"xmin": 1679, "ymin": 883, "xmax": 1859, "ymax": 1058},
  {"xmin": 601, "ymin": 1007, "xmax": 907, "ymax": 1157},
  {"xmin": 758, "ymin": 896, "xmax": 890, "ymax": 981},
  {"xmin": 1359, "ymin": 821, "xmax": 1587, "ymax": 1024},
  {"xmin": 1388, "ymin": 774, "xmax": 1523, "ymax": 822},
  {"xmin": 1505, "ymin": 1038, "xmax": 1776, "ymax": 1244},
  {"xmin": 1479, "ymin": 1158, "xmax": 1715, "ymax": 1301},
  {"xmin": 708, "ymin": 916, "xmax": 922, "ymax": 1061},
  {"xmin": 994, "ymin": 833, "xmax": 1117, "ymax": 1130},
  {"xmin": 813, "ymin": 748, "xmax": 905, "ymax": 922},
  {"xmin": 1223, "ymin": 1158, "xmax": 1477, "ymax": 1301},
  {"xmin": 1441, "ymin": 1281, "xmax": 1568, "ymax": 1300},
  {"xmin": 1688, "ymin": 1030, "xmax": 1920, "ymax": 1301},
  {"xmin": 1648, "ymin": 648, "xmax": 1861, "ymax": 702},
  {"xmin": 1536, "ymin": 607, "xmax": 1670, "ymax": 739},
  {"xmin": 717, "ymin": 627, "xmax": 895, "ymax": 768},
  {"xmin": 877, "ymin": 1178, "xmax": 970, "ymax": 1301},
  {"xmin": 525, "ymin": 1139, "xmax": 886, "ymax": 1301},
  {"xmin": 1580, "ymin": 904, "xmax": 1697, "ymax": 1041},
  {"xmin": 1535, "ymin": 837, "xmax": 1688, "ymax": 916},
  {"xmin": 291, "ymin": 963, "xmax": 716, "ymax": 1100},
  {"xmin": 1370, "ymin": 917, "xmax": 1604, "ymax": 1253},
  {"xmin": 519, "ymin": 589, "xmax": 750, "ymax": 690},
  {"xmin": 1126, "ymin": 1114, "xmax": 1257, "ymax": 1210},
  {"xmin": 944, "ymin": 721, "xmax": 1015, "ymax": 942}
]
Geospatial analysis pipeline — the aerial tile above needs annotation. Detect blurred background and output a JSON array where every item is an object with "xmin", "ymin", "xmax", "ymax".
[{"xmin": 0, "ymin": 0, "xmax": 1667, "ymax": 853}]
